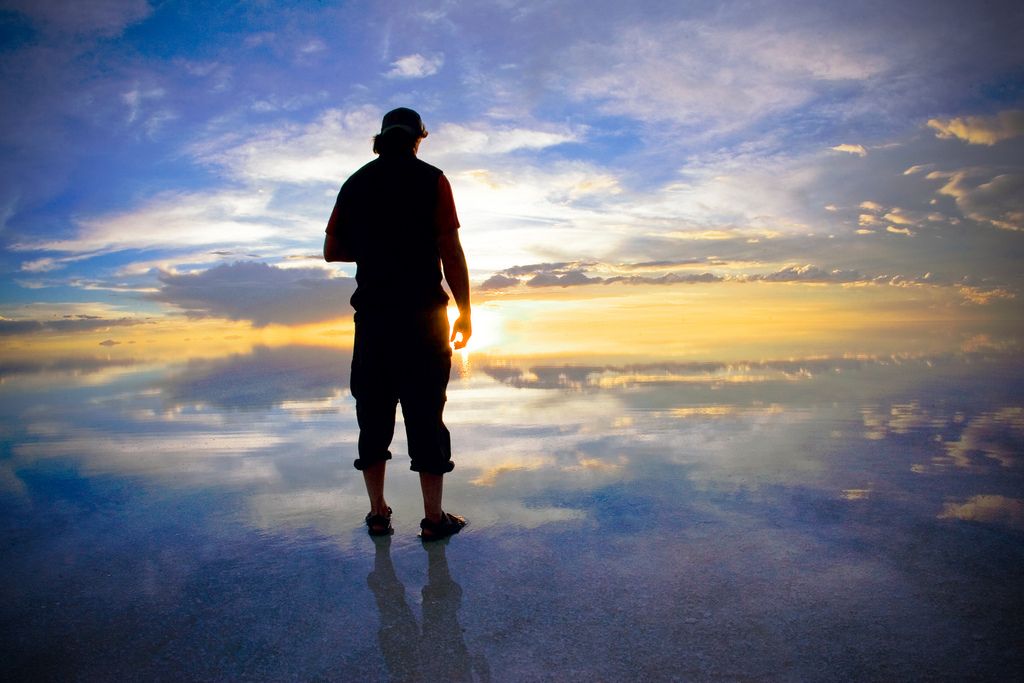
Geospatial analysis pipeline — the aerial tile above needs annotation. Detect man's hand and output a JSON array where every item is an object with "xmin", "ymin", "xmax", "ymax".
[
  {"xmin": 450, "ymin": 314, "xmax": 472, "ymax": 350},
  {"xmin": 439, "ymin": 229, "xmax": 472, "ymax": 350}
]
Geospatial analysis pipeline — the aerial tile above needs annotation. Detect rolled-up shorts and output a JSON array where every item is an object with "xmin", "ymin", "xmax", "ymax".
[{"xmin": 350, "ymin": 307, "xmax": 454, "ymax": 475}]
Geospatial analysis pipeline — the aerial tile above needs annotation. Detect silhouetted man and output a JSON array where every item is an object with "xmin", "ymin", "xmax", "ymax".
[{"xmin": 324, "ymin": 107, "xmax": 471, "ymax": 540}]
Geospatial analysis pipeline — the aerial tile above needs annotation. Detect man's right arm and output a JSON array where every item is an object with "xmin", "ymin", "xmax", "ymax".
[
  {"xmin": 323, "ymin": 234, "xmax": 354, "ymax": 262},
  {"xmin": 323, "ymin": 191, "xmax": 355, "ymax": 262}
]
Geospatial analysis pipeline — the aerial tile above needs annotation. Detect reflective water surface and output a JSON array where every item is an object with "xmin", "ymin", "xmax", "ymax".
[{"xmin": 2, "ymin": 340, "xmax": 1023, "ymax": 680}]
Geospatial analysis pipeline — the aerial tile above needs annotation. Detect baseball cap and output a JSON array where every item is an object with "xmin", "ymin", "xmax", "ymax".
[{"xmin": 380, "ymin": 107, "xmax": 428, "ymax": 138}]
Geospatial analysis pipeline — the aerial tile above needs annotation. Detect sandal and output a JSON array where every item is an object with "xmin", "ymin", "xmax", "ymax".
[
  {"xmin": 419, "ymin": 511, "xmax": 467, "ymax": 541},
  {"xmin": 365, "ymin": 507, "xmax": 393, "ymax": 536}
]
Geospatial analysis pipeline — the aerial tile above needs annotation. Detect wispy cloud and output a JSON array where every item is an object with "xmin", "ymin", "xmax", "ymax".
[
  {"xmin": 927, "ymin": 110, "xmax": 1024, "ymax": 146},
  {"xmin": 431, "ymin": 123, "xmax": 579, "ymax": 155},
  {"xmin": 831, "ymin": 144, "xmax": 867, "ymax": 157},
  {"xmin": 0, "ymin": 315, "xmax": 146, "ymax": 336},
  {"xmin": 191, "ymin": 107, "xmax": 380, "ymax": 185},
  {"xmin": 386, "ymin": 53, "xmax": 444, "ymax": 78},
  {"xmin": 564, "ymin": 20, "xmax": 885, "ymax": 134},
  {"xmin": 16, "ymin": 191, "xmax": 282, "ymax": 255},
  {"xmin": 122, "ymin": 85, "xmax": 165, "ymax": 125}
]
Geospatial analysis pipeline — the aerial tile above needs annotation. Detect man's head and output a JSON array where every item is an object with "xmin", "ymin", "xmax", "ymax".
[{"xmin": 373, "ymin": 107, "xmax": 428, "ymax": 156}]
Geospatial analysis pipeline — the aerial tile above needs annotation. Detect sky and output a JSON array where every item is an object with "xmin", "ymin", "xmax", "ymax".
[{"xmin": 0, "ymin": 0, "xmax": 1022, "ymax": 358}]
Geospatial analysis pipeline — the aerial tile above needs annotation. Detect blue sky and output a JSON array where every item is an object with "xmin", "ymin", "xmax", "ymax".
[{"xmin": 0, "ymin": 0, "xmax": 1022, "ymax": 338}]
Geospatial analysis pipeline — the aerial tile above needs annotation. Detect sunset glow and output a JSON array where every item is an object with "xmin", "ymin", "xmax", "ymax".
[{"xmin": 0, "ymin": 0, "xmax": 1020, "ymax": 362}]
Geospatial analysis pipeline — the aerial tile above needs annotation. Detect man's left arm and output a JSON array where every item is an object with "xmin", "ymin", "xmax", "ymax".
[
  {"xmin": 436, "ymin": 174, "xmax": 471, "ymax": 348},
  {"xmin": 439, "ymin": 230, "xmax": 472, "ymax": 349}
]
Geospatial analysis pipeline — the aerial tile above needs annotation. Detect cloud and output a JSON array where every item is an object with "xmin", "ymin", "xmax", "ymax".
[
  {"xmin": 926, "ymin": 170, "xmax": 1024, "ymax": 231},
  {"xmin": 608, "ymin": 272, "xmax": 724, "ymax": 285},
  {"xmin": 564, "ymin": 20, "xmax": 886, "ymax": 133},
  {"xmin": 15, "ymin": 190, "xmax": 282, "ymax": 255},
  {"xmin": 942, "ymin": 407, "xmax": 1024, "ymax": 469},
  {"xmin": 501, "ymin": 262, "xmax": 576, "ymax": 276},
  {"xmin": 20, "ymin": 257, "xmax": 62, "ymax": 273},
  {"xmin": 927, "ymin": 110, "xmax": 1024, "ymax": 146},
  {"xmin": 149, "ymin": 261, "xmax": 355, "ymax": 327},
  {"xmin": 477, "ymin": 357, "xmax": 889, "ymax": 392},
  {"xmin": 434, "ymin": 161, "xmax": 635, "ymax": 271},
  {"xmin": 527, "ymin": 270, "xmax": 601, "ymax": 287},
  {"xmin": 160, "ymin": 345, "xmax": 351, "ymax": 411},
  {"xmin": 883, "ymin": 210, "xmax": 914, "ymax": 225},
  {"xmin": 480, "ymin": 273, "xmax": 521, "ymax": 290},
  {"xmin": 476, "ymin": 259, "xmax": 1018, "ymax": 305},
  {"xmin": 831, "ymin": 144, "xmax": 867, "ymax": 157},
  {"xmin": 191, "ymin": 106, "xmax": 379, "ymax": 185},
  {"xmin": 0, "ymin": 315, "xmax": 146, "ymax": 336},
  {"xmin": 939, "ymin": 495, "xmax": 1024, "ymax": 529},
  {"xmin": 430, "ymin": 123, "xmax": 579, "ymax": 155},
  {"xmin": 386, "ymin": 53, "xmax": 444, "ymax": 78},
  {"xmin": 298, "ymin": 39, "xmax": 326, "ymax": 56},
  {"xmin": 886, "ymin": 226, "xmax": 913, "ymax": 236},
  {"xmin": 903, "ymin": 164, "xmax": 934, "ymax": 176},
  {"xmin": 754, "ymin": 264, "xmax": 863, "ymax": 283},
  {"xmin": 479, "ymin": 261, "xmax": 875, "ymax": 290},
  {"xmin": 122, "ymin": 85, "xmax": 164, "ymax": 124},
  {"xmin": 480, "ymin": 263, "xmax": 604, "ymax": 289},
  {"xmin": 3, "ymin": 0, "xmax": 152, "ymax": 36},
  {"xmin": 0, "ymin": 355, "xmax": 140, "ymax": 378},
  {"xmin": 956, "ymin": 286, "xmax": 1016, "ymax": 305}
]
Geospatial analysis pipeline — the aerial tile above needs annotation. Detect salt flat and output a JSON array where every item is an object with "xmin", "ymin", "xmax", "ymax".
[{"xmin": 2, "ymin": 342, "xmax": 1022, "ymax": 680}]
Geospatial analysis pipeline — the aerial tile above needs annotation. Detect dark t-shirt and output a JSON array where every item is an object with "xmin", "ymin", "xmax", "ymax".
[{"xmin": 326, "ymin": 153, "xmax": 460, "ymax": 314}]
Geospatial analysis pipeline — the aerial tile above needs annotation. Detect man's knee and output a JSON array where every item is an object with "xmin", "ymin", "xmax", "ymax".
[
  {"xmin": 353, "ymin": 450, "xmax": 393, "ymax": 471},
  {"xmin": 409, "ymin": 458, "xmax": 455, "ymax": 475},
  {"xmin": 355, "ymin": 398, "xmax": 398, "ymax": 470},
  {"xmin": 406, "ymin": 418, "xmax": 453, "ymax": 475}
]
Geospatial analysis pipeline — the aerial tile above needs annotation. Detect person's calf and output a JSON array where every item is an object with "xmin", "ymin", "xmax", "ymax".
[
  {"xmin": 419, "ymin": 471, "xmax": 444, "ymax": 522},
  {"xmin": 362, "ymin": 460, "xmax": 389, "ymax": 517}
]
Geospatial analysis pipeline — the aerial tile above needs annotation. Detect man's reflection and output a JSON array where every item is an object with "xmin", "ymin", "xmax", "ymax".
[{"xmin": 366, "ymin": 536, "xmax": 489, "ymax": 681}]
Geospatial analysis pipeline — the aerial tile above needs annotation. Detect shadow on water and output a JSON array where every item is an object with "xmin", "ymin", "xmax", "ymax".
[{"xmin": 367, "ymin": 535, "xmax": 490, "ymax": 682}]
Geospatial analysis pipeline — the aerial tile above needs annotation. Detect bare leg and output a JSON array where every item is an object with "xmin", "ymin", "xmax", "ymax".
[
  {"xmin": 363, "ymin": 460, "xmax": 389, "ymax": 516},
  {"xmin": 419, "ymin": 472, "xmax": 443, "ymax": 523}
]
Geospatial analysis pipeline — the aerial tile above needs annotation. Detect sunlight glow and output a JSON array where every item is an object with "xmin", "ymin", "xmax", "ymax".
[
  {"xmin": 4, "ymin": 280, "xmax": 1017, "ymax": 368},
  {"xmin": 448, "ymin": 303, "xmax": 503, "ymax": 351}
]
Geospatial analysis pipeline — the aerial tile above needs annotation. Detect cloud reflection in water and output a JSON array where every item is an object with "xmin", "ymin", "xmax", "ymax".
[{"xmin": 2, "ymin": 343, "xmax": 1023, "ymax": 678}]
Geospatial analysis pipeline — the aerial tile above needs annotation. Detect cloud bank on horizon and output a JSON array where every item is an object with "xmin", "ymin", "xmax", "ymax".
[{"xmin": 0, "ymin": 0, "xmax": 1022, "ymax": 333}]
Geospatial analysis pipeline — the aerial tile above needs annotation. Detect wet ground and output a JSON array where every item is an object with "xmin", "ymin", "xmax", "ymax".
[{"xmin": 2, "ymin": 343, "xmax": 1023, "ymax": 680}]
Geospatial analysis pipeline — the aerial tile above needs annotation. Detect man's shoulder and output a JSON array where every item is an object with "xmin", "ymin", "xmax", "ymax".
[
  {"xmin": 344, "ymin": 158, "xmax": 382, "ymax": 184},
  {"xmin": 341, "ymin": 157, "xmax": 443, "ymax": 196},
  {"xmin": 347, "ymin": 156, "xmax": 443, "ymax": 177},
  {"xmin": 412, "ymin": 157, "xmax": 444, "ymax": 177}
]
